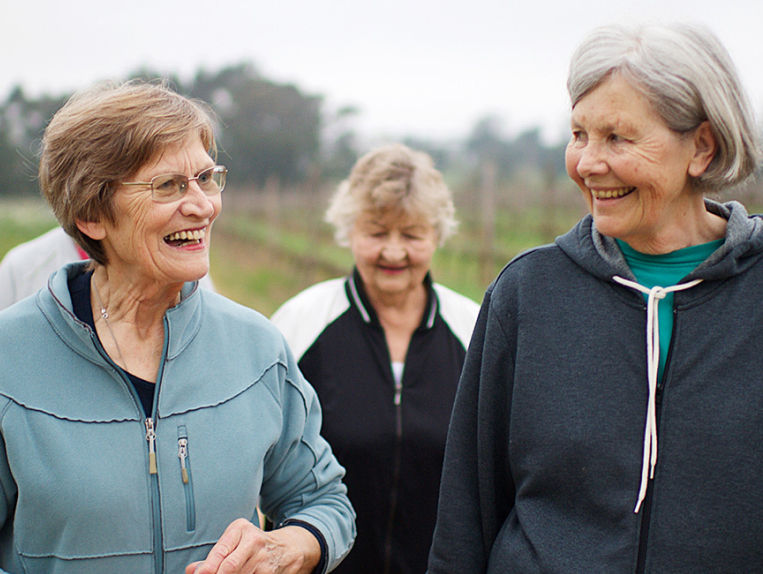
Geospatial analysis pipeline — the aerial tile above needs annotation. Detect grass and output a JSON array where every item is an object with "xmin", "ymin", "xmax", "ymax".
[
  {"xmin": 0, "ymin": 194, "xmax": 587, "ymax": 316},
  {"xmin": 209, "ymin": 196, "xmax": 586, "ymax": 312},
  {"xmin": 0, "ymin": 199, "xmax": 58, "ymax": 256},
  {"xmin": 16, "ymin": 190, "xmax": 762, "ymax": 317}
]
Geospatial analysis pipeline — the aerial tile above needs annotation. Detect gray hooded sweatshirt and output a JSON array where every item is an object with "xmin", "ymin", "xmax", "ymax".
[{"xmin": 428, "ymin": 200, "xmax": 763, "ymax": 573}]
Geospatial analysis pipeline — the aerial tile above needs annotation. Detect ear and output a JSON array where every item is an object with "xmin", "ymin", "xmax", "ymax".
[
  {"xmin": 75, "ymin": 218, "xmax": 106, "ymax": 241},
  {"xmin": 687, "ymin": 121, "xmax": 717, "ymax": 178}
]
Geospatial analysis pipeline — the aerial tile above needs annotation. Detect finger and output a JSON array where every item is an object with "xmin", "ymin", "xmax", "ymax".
[
  {"xmin": 216, "ymin": 523, "xmax": 270, "ymax": 574},
  {"xmin": 195, "ymin": 520, "xmax": 246, "ymax": 572},
  {"xmin": 215, "ymin": 544, "xmax": 260, "ymax": 574}
]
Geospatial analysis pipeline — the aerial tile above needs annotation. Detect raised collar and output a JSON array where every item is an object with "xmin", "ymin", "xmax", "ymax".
[
  {"xmin": 40, "ymin": 261, "xmax": 203, "ymax": 364},
  {"xmin": 345, "ymin": 267, "xmax": 438, "ymax": 330}
]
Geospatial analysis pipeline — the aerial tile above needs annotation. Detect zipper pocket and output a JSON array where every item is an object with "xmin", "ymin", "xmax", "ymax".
[
  {"xmin": 145, "ymin": 418, "xmax": 158, "ymax": 474},
  {"xmin": 177, "ymin": 425, "xmax": 196, "ymax": 531}
]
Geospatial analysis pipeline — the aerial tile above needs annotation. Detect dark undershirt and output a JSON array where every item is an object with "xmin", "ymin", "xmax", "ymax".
[{"xmin": 69, "ymin": 269, "xmax": 155, "ymax": 416}]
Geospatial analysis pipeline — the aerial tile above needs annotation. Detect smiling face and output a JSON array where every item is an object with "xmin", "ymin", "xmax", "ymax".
[
  {"xmin": 565, "ymin": 74, "xmax": 716, "ymax": 253},
  {"xmin": 81, "ymin": 136, "xmax": 221, "ymax": 287},
  {"xmin": 350, "ymin": 208, "xmax": 438, "ymax": 303}
]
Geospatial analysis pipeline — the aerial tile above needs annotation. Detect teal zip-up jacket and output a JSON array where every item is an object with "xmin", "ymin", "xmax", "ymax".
[{"xmin": 0, "ymin": 262, "xmax": 356, "ymax": 573}]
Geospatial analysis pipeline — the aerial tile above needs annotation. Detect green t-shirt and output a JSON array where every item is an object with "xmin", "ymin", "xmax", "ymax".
[{"xmin": 616, "ymin": 238, "xmax": 723, "ymax": 382}]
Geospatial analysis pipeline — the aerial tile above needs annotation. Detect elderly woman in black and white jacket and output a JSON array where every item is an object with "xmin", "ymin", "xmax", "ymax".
[{"xmin": 272, "ymin": 143, "xmax": 479, "ymax": 574}]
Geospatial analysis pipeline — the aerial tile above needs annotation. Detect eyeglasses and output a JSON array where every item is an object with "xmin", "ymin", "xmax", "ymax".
[{"xmin": 122, "ymin": 165, "xmax": 227, "ymax": 203}]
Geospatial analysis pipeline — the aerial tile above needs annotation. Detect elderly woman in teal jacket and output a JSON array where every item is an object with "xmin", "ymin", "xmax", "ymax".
[{"xmin": 0, "ymin": 81, "xmax": 355, "ymax": 573}]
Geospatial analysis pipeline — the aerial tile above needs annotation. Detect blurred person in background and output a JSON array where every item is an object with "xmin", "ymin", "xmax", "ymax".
[
  {"xmin": 428, "ymin": 22, "xmax": 762, "ymax": 573},
  {"xmin": 272, "ymin": 144, "xmax": 480, "ymax": 574},
  {"xmin": 0, "ymin": 225, "xmax": 215, "ymax": 311},
  {"xmin": 0, "ymin": 80, "xmax": 354, "ymax": 574}
]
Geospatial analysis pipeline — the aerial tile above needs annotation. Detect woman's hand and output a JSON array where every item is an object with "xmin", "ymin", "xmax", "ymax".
[{"xmin": 185, "ymin": 518, "xmax": 321, "ymax": 574}]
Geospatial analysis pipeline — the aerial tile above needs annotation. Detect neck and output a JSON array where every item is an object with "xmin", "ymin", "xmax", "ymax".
[
  {"xmin": 366, "ymin": 284, "xmax": 428, "ymax": 337},
  {"xmin": 91, "ymin": 267, "xmax": 182, "ymax": 331},
  {"xmin": 367, "ymin": 284, "xmax": 428, "ymax": 364},
  {"xmin": 366, "ymin": 283, "xmax": 427, "ymax": 319},
  {"xmin": 90, "ymin": 267, "xmax": 180, "ymax": 381},
  {"xmin": 624, "ymin": 200, "xmax": 727, "ymax": 255}
]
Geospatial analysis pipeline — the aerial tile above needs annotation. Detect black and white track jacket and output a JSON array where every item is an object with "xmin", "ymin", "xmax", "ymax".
[{"xmin": 272, "ymin": 269, "xmax": 479, "ymax": 574}]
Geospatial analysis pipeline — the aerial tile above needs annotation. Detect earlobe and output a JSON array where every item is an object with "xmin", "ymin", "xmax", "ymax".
[
  {"xmin": 688, "ymin": 121, "xmax": 717, "ymax": 178},
  {"xmin": 75, "ymin": 218, "xmax": 106, "ymax": 241}
]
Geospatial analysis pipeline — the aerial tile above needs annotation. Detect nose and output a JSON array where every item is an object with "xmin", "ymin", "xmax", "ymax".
[
  {"xmin": 574, "ymin": 141, "xmax": 609, "ymax": 179},
  {"xmin": 179, "ymin": 180, "xmax": 217, "ymax": 219},
  {"xmin": 381, "ymin": 235, "xmax": 407, "ymax": 261}
]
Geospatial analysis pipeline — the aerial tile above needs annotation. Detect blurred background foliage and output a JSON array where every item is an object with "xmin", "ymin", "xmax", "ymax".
[
  {"xmin": 0, "ymin": 61, "xmax": 576, "ymax": 196},
  {"xmin": 1, "ymin": 62, "xmax": 761, "ymax": 314}
]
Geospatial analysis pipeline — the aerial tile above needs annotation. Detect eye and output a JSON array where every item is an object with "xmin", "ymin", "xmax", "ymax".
[
  {"xmin": 196, "ymin": 168, "xmax": 214, "ymax": 185},
  {"xmin": 152, "ymin": 174, "xmax": 182, "ymax": 199},
  {"xmin": 608, "ymin": 133, "xmax": 627, "ymax": 144},
  {"xmin": 153, "ymin": 175, "xmax": 176, "ymax": 190},
  {"xmin": 570, "ymin": 130, "xmax": 587, "ymax": 145}
]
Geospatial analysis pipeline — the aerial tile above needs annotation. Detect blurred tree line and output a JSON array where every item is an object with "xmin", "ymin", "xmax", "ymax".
[{"xmin": 0, "ymin": 61, "xmax": 573, "ymax": 197}]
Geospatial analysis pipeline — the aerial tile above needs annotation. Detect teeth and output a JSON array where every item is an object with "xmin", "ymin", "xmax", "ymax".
[
  {"xmin": 165, "ymin": 229, "xmax": 205, "ymax": 242},
  {"xmin": 591, "ymin": 187, "xmax": 633, "ymax": 199}
]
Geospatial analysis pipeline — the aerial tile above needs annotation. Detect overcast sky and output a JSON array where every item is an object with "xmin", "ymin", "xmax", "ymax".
[{"xmin": 4, "ymin": 0, "xmax": 762, "ymax": 144}]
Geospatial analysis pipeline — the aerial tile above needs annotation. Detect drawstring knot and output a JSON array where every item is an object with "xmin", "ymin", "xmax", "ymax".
[{"xmin": 612, "ymin": 275, "xmax": 703, "ymax": 513}]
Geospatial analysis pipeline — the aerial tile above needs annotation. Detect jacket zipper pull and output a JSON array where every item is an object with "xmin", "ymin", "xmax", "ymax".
[
  {"xmin": 145, "ymin": 418, "xmax": 158, "ymax": 475},
  {"xmin": 178, "ymin": 438, "xmax": 189, "ymax": 484}
]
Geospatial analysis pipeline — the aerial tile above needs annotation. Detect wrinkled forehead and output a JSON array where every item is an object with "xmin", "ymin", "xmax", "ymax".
[
  {"xmin": 356, "ymin": 206, "xmax": 434, "ymax": 230},
  {"xmin": 127, "ymin": 136, "xmax": 212, "ymax": 180}
]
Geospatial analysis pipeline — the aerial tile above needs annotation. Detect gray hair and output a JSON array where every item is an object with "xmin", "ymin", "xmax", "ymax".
[
  {"xmin": 325, "ymin": 143, "xmax": 458, "ymax": 246},
  {"xmin": 567, "ymin": 23, "xmax": 761, "ymax": 191}
]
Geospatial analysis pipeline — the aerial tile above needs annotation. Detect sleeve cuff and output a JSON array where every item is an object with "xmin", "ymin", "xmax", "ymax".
[{"xmin": 280, "ymin": 518, "xmax": 328, "ymax": 574}]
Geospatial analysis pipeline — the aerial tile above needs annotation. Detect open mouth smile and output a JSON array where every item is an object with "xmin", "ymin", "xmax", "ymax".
[
  {"xmin": 164, "ymin": 228, "xmax": 206, "ymax": 247},
  {"xmin": 590, "ymin": 187, "xmax": 636, "ymax": 200}
]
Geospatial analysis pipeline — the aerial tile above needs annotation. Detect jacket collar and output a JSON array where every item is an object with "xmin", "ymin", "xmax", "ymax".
[
  {"xmin": 345, "ymin": 267, "xmax": 439, "ymax": 330},
  {"xmin": 40, "ymin": 261, "xmax": 203, "ymax": 362},
  {"xmin": 556, "ymin": 199, "xmax": 763, "ymax": 283}
]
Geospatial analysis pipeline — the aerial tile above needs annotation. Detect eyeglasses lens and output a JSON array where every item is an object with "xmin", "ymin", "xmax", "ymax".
[{"xmin": 151, "ymin": 167, "xmax": 226, "ymax": 202}]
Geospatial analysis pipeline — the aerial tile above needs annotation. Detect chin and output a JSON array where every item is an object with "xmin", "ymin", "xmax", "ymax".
[
  {"xmin": 167, "ymin": 268, "xmax": 209, "ymax": 285},
  {"xmin": 379, "ymin": 282, "xmax": 416, "ymax": 295}
]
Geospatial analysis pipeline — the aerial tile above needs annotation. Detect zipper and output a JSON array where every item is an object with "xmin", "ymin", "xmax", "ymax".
[
  {"xmin": 393, "ymin": 379, "xmax": 403, "ymax": 406},
  {"xmin": 147, "ymin": 316, "xmax": 171, "ymax": 574},
  {"xmin": 635, "ymin": 376, "xmax": 664, "ymax": 573},
  {"xmin": 145, "ymin": 415, "xmax": 163, "ymax": 573},
  {"xmin": 177, "ymin": 426, "xmax": 197, "ymax": 531},
  {"xmin": 634, "ymin": 382, "xmax": 660, "ymax": 573},
  {"xmin": 383, "ymin": 371, "xmax": 404, "ymax": 574},
  {"xmin": 636, "ymin": 309, "xmax": 678, "ymax": 572},
  {"xmin": 87, "ymin": 303, "xmax": 168, "ymax": 574},
  {"xmin": 145, "ymin": 418, "xmax": 158, "ymax": 474},
  {"xmin": 178, "ymin": 438, "xmax": 189, "ymax": 484}
]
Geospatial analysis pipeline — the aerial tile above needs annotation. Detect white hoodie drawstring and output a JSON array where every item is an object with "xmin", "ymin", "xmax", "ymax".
[{"xmin": 612, "ymin": 275, "xmax": 703, "ymax": 513}]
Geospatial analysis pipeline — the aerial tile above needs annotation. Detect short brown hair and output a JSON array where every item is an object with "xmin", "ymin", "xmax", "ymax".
[{"xmin": 39, "ymin": 80, "xmax": 217, "ymax": 264}]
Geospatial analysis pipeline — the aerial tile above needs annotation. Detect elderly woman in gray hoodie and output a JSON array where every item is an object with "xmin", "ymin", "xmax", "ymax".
[{"xmin": 428, "ymin": 22, "xmax": 762, "ymax": 573}]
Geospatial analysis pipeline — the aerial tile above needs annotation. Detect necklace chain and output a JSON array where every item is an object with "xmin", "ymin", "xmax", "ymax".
[{"xmin": 91, "ymin": 275, "xmax": 130, "ymax": 373}]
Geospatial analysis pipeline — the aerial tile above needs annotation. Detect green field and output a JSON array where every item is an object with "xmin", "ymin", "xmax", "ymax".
[
  {"xmin": 205, "ymin": 185, "xmax": 590, "ymax": 313},
  {"xmin": 10, "ymin": 186, "xmax": 760, "ymax": 316}
]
